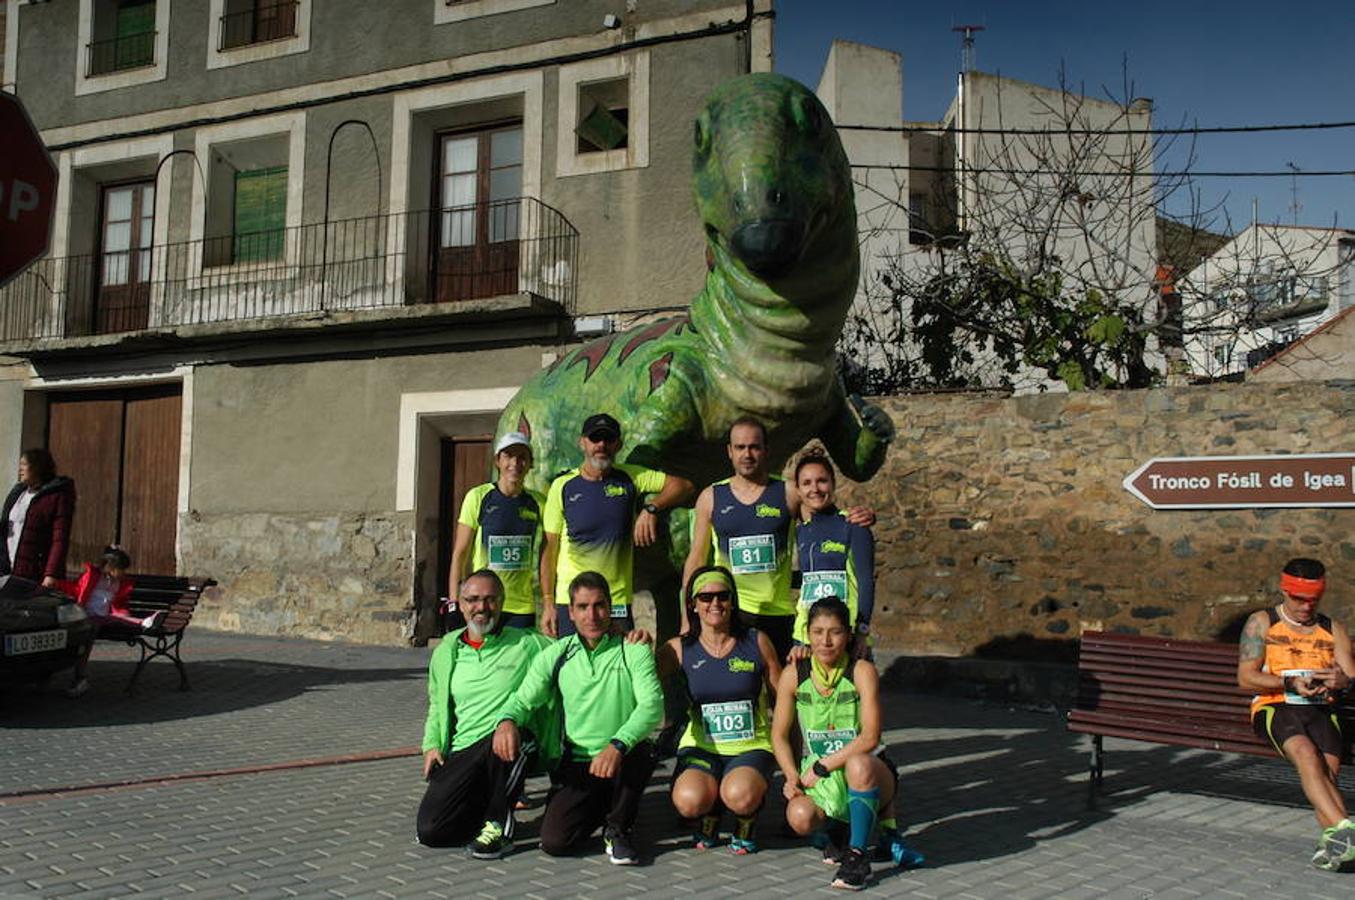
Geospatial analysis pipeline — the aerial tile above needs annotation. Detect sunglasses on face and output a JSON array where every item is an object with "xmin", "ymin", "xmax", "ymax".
[{"xmin": 693, "ymin": 590, "xmax": 733, "ymax": 605}]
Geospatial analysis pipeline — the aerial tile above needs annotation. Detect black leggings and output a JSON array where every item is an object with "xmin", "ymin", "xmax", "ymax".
[
  {"xmin": 538, "ymin": 741, "xmax": 656, "ymax": 854},
  {"xmin": 416, "ymin": 731, "xmax": 533, "ymax": 847}
]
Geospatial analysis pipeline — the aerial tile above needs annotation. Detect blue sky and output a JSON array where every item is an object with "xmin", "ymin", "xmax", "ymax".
[{"xmin": 773, "ymin": 0, "xmax": 1355, "ymax": 235}]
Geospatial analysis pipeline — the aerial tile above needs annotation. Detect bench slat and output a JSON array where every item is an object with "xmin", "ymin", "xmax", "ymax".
[{"xmin": 1067, "ymin": 718, "xmax": 1272, "ymax": 756}]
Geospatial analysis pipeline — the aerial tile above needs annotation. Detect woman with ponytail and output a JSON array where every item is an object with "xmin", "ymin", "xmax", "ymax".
[{"xmin": 771, "ymin": 597, "xmax": 922, "ymax": 890}]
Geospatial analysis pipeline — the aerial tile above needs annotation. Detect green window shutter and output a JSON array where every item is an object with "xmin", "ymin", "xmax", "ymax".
[
  {"xmin": 116, "ymin": 1, "xmax": 156, "ymax": 69},
  {"xmin": 233, "ymin": 166, "xmax": 288, "ymax": 262}
]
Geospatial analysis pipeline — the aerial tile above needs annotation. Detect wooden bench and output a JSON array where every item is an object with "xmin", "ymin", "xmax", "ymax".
[
  {"xmin": 1067, "ymin": 630, "xmax": 1355, "ymax": 807},
  {"xmin": 96, "ymin": 575, "xmax": 216, "ymax": 693}
]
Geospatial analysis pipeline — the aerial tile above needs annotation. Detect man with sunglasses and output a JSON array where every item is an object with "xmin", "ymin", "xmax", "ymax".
[
  {"xmin": 417, "ymin": 570, "xmax": 555, "ymax": 860},
  {"xmin": 540, "ymin": 413, "xmax": 692, "ymax": 638},
  {"xmin": 1238, "ymin": 557, "xmax": 1355, "ymax": 871}
]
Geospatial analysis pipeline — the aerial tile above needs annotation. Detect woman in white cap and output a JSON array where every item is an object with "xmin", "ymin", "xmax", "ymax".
[{"xmin": 447, "ymin": 433, "xmax": 546, "ymax": 630}]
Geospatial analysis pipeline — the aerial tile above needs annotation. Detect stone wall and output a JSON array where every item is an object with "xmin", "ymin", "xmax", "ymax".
[
  {"xmin": 835, "ymin": 380, "xmax": 1355, "ymax": 659},
  {"xmin": 181, "ymin": 511, "xmax": 414, "ymax": 644}
]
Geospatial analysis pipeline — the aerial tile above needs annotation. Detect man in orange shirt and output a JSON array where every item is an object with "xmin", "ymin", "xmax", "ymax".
[{"xmin": 1238, "ymin": 558, "xmax": 1355, "ymax": 871}]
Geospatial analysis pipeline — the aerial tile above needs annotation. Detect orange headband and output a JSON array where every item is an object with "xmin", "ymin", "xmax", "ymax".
[{"xmin": 1280, "ymin": 572, "xmax": 1326, "ymax": 599}]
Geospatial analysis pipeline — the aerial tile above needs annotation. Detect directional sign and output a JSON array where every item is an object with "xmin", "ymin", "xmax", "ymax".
[
  {"xmin": 0, "ymin": 93, "xmax": 58, "ymax": 289},
  {"xmin": 1123, "ymin": 453, "xmax": 1355, "ymax": 509}
]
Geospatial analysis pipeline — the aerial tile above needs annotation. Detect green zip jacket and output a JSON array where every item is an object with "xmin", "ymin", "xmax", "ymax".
[
  {"xmin": 422, "ymin": 625, "xmax": 553, "ymax": 754},
  {"xmin": 499, "ymin": 633, "xmax": 662, "ymax": 760}
]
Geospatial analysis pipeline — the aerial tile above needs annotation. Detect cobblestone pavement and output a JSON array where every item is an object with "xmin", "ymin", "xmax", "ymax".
[{"xmin": 2, "ymin": 631, "xmax": 1352, "ymax": 898}]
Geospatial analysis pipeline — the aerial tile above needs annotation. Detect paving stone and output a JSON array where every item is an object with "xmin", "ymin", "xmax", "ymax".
[{"xmin": 4, "ymin": 631, "xmax": 1354, "ymax": 896}]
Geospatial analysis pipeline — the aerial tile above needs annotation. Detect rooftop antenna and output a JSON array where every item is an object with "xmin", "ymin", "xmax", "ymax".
[
  {"xmin": 951, "ymin": 24, "xmax": 984, "ymax": 231},
  {"xmin": 952, "ymin": 23, "xmax": 985, "ymax": 73},
  {"xmin": 1285, "ymin": 162, "xmax": 1301, "ymax": 225}
]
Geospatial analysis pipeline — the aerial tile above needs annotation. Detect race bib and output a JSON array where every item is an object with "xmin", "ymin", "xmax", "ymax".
[
  {"xmin": 611, "ymin": 603, "xmax": 630, "ymax": 619},
  {"xmin": 487, "ymin": 534, "xmax": 532, "ymax": 571},
  {"xmin": 702, "ymin": 699, "xmax": 755, "ymax": 743},
  {"xmin": 806, "ymin": 727, "xmax": 857, "ymax": 758},
  {"xmin": 729, "ymin": 534, "xmax": 776, "ymax": 574},
  {"xmin": 800, "ymin": 570, "xmax": 847, "ymax": 606}
]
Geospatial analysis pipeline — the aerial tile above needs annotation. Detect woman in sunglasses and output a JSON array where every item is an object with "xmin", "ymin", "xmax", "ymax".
[
  {"xmin": 658, "ymin": 565, "xmax": 781, "ymax": 853},
  {"xmin": 771, "ymin": 597, "xmax": 922, "ymax": 890}
]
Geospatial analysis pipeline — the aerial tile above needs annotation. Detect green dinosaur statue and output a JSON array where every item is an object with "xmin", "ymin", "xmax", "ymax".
[
  {"xmin": 497, "ymin": 73, "xmax": 894, "ymax": 631},
  {"xmin": 499, "ymin": 72, "xmax": 894, "ymax": 492}
]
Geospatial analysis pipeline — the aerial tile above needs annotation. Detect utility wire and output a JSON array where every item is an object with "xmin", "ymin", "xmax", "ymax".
[
  {"xmin": 837, "ymin": 120, "xmax": 1355, "ymax": 135},
  {"xmin": 852, "ymin": 163, "xmax": 1355, "ymax": 178}
]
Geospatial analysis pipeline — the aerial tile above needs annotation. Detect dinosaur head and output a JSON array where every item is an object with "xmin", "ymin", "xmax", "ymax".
[{"xmin": 693, "ymin": 73, "xmax": 855, "ymax": 282}]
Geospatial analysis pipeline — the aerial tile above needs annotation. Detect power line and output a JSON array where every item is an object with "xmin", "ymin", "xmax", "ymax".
[
  {"xmin": 837, "ymin": 120, "xmax": 1355, "ymax": 136},
  {"xmin": 851, "ymin": 163, "xmax": 1355, "ymax": 178}
]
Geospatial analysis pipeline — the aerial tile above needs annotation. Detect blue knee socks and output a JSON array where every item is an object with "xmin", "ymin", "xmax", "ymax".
[{"xmin": 847, "ymin": 787, "xmax": 880, "ymax": 850}]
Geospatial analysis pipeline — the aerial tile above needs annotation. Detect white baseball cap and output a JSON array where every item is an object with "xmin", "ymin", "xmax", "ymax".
[{"xmin": 494, "ymin": 432, "xmax": 532, "ymax": 454}]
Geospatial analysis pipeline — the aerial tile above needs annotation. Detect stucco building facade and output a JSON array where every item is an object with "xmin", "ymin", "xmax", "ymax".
[
  {"xmin": 0, "ymin": 0, "xmax": 773, "ymax": 643},
  {"xmin": 817, "ymin": 40, "xmax": 1158, "ymax": 391},
  {"xmin": 1180, "ymin": 223, "xmax": 1355, "ymax": 379}
]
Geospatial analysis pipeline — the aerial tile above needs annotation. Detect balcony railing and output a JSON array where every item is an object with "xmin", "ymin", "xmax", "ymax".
[
  {"xmin": 0, "ymin": 199, "xmax": 578, "ymax": 344},
  {"xmin": 87, "ymin": 30, "xmax": 156, "ymax": 76},
  {"xmin": 220, "ymin": 1, "xmax": 300, "ymax": 50}
]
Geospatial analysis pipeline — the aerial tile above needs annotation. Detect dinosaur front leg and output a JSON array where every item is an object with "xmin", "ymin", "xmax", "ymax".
[{"xmin": 820, "ymin": 379, "xmax": 896, "ymax": 481}]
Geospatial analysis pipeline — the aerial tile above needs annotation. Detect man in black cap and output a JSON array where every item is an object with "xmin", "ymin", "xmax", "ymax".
[{"xmin": 539, "ymin": 413, "xmax": 692, "ymax": 638}]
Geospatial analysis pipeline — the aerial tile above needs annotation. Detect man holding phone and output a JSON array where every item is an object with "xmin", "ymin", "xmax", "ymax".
[{"xmin": 1238, "ymin": 557, "xmax": 1355, "ymax": 871}]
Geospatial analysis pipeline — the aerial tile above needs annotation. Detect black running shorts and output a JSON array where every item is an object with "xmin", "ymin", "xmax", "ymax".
[{"xmin": 1252, "ymin": 703, "xmax": 1343, "ymax": 758}]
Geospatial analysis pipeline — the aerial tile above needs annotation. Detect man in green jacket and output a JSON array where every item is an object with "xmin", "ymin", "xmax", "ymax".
[
  {"xmin": 417, "ymin": 570, "xmax": 552, "ymax": 859},
  {"xmin": 494, "ymin": 570, "xmax": 663, "ymax": 865}
]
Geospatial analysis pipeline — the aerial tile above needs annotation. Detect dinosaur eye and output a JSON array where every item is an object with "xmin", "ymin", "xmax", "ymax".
[
  {"xmin": 791, "ymin": 93, "xmax": 823, "ymax": 134},
  {"xmin": 693, "ymin": 113, "xmax": 712, "ymax": 157}
]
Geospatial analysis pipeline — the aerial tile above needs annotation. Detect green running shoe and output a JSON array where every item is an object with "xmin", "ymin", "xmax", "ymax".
[{"xmin": 468, "ymin": 821, "xmax": 510, "ymax": 860}]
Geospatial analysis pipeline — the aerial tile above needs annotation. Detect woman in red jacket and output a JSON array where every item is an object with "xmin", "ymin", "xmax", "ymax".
[
  {"xmin": 57, "ymin": 546, "xmax": 162, "ymax": 698},
  {"xmin": 1, "ymin": 448, "xmax": 76, "ymax": 587}
]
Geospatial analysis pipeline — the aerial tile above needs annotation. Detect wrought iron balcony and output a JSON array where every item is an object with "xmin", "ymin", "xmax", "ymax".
[
  {"xmin": 220, "ymin": 1, "xmax": 300, "ymax": 51},
  {"xmin": 0, "ymin": 199, "xmax": 578, "ymax": 344},
  {"xmin": 87, "ymin": 30, "xmax": 156, "ymax": 77}
]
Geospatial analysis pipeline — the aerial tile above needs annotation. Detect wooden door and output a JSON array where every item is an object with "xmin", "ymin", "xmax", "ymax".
[
  {"xmin": 120, "ymin": 388, "xmax": 182, "ymax": 573},
  {"xmin": 45, "ymin": 384, "xmax": 183, "ymax": 576},
  {"xmin": 436, "ymin": 435, "xmax": 492, "ymax": 604},
  {"xmin": 47, "ymin": 392, "xmax": 124, "ymax": 571},
  {"xmin": 434, "ymin": 124, "xmax": 522, "ymax": 302},
  {"xmin": 95, "ymin": 181, "xmax": 154, "ymax": 333}
]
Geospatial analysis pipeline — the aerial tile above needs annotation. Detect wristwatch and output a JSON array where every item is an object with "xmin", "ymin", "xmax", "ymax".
[
  {"xmin": 812, "ymin": 760, "xmax": 830, "ymax": 778},
  {"xmin": 642, "ymin": 502, "xmax": 660, "ymax": 515},
  {"xmin": 609, "ymin": 738, "xmax": 629, "ymax": 755}
]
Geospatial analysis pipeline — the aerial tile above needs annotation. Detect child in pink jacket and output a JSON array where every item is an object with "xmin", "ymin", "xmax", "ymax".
[{"xmin": 57, "ymin": 546, "xmax": 162, "ymax": 697}]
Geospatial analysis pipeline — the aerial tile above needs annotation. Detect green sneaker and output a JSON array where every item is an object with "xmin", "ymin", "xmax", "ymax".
[
  {"xmin": 1313, "ymin": 843, "xmax": 1340, "ymax": 872},
  {"xmin": 468, "ymin": 821, "xmax": 509, "ymax": 860},
  {"xmin": 1316, "ymin": 818, "xmax": 1355, "ymax": 869}
]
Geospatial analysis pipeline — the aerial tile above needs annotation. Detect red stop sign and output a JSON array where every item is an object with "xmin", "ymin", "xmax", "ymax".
[{"xmin": 0, "ymin": 93, "xmax": 57, "ymax": 289}]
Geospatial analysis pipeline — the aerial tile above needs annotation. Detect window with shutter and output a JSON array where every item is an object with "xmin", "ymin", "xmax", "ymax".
[{"xmin": 233, "ymin": 166, "xmax": 288, "ymax": 263}]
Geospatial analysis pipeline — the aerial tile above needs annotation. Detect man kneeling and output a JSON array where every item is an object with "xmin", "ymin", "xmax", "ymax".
[
  {"xmin": 1238, "ymin": 557, "xmax": 1355, "ymax": 871},
  {"xmin": 416, "ymin": 570, "xmax": 554, "ymax": 858},
  {"xmin": 494, "ymin": 571, "xmax": 663, "ymax": 864}
]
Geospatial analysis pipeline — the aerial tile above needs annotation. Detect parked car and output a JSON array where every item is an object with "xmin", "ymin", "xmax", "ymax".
[{"xmin": 0, "ymin": 575, "xmax": 94, "ymax": 682}]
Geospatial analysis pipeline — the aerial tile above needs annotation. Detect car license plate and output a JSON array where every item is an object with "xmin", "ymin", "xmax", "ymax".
[{"xmin": 3, "ymin": 628, "xmax": 68, "ymax": 656}]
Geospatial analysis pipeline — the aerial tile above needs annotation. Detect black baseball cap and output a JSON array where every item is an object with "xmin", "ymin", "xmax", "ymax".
[{"xmin": 581, "ymin": 413, "xmax": 621, "ymax": 440}]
